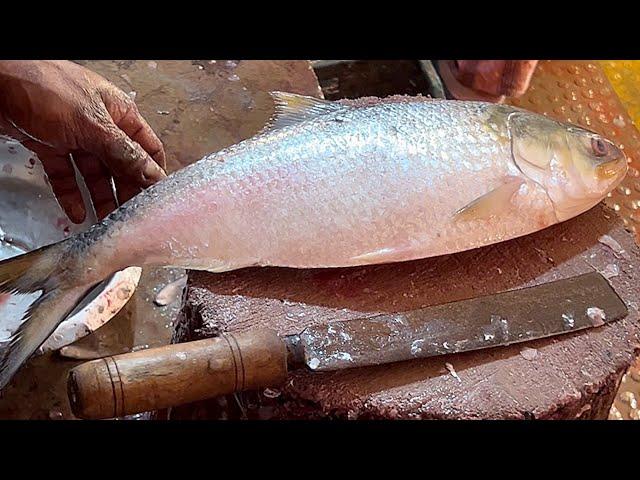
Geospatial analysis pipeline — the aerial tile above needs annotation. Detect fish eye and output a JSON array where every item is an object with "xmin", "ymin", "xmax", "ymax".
[{"xmin": 591, "ymin": 137, "xmax": 608, "ymax": 157}]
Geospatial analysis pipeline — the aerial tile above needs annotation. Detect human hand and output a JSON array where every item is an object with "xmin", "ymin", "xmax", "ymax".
[
  {"xmin": 0, "ymin": 60, "xmax": 167, "ymax": 223},
  {"xmin": 438, "ymin": 60, "xmax": 538, "ymax": 103}
]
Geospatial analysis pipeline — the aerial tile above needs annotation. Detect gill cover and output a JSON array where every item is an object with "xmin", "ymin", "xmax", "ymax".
[{"xmin": 508, "ymin": 111, "xmax": 570, "ymax": 185}]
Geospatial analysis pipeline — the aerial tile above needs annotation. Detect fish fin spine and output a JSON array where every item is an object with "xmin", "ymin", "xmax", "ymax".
[
  {"xmin": 453, "ymin": 177, "xmax": 525, "ymax": 222},
  {"xmin": 261, "ymin": 91, "xmax": 346, "ymax": 133}
]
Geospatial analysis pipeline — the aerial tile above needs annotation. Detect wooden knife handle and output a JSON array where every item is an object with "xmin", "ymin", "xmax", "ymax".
[{"xmin": 67, "ymin": 329, "xmax": 288, "ymax": 419}]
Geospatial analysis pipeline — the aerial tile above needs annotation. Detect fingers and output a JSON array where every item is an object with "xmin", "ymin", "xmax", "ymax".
[
  {"xmin": 27, "ymin": 143, "xmax": 86, "ymax": 224},
  {"xmin": 100, "ymin": 87, "xmax": 167, "ymax": 170},
  {"xmin": 73, "ymin": 152, "xmax": 118, "ymax": 220},
  {"xmin": 84, "ymin": 121, "xmax": 167, "ymax": 187}
]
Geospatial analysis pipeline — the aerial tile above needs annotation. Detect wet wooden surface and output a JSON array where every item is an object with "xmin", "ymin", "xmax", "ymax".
[{"xmin": 0, "ymin": 60, "xmax": 321, "ymax": 419}]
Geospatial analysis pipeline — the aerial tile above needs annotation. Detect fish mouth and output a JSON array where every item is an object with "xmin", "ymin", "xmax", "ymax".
[{"xmin": 596, "ymin": 157, "xmax": 628, "ymax": 181}]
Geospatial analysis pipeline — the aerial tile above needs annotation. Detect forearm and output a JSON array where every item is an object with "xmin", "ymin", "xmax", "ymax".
[{"xmin": 0, "ymin": 60, "xmax": 69, "ymax": 86}]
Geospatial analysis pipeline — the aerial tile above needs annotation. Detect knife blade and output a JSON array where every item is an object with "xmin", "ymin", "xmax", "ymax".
[
  {"xmin": 290, "ymin": 271, "xmax": 627, "ymax": 371},
  {"xmin": 68, "ymin": 271, "xmax": 627, "ymax": 419}
]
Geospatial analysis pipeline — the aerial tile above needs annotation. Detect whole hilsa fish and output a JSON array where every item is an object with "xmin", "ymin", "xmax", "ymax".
[{"xmin": 0, "ymin": 92, "xmax": 628, "ymax": 388}]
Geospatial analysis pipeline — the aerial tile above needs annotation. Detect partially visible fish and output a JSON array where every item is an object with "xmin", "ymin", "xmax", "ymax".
[{"xmin": 0, "ymin": 92, "xmax": 627, "ymax": 389}]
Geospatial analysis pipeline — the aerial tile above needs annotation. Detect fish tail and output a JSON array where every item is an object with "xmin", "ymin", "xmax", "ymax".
[{"xmin": 0, "ymin": 241, "xmax": 96, "ymax": 390}]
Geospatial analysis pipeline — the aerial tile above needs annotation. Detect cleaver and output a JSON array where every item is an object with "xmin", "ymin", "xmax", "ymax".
[{"xmin": 68, "ymin": 271, "xmax": 627, "ymax": 419}]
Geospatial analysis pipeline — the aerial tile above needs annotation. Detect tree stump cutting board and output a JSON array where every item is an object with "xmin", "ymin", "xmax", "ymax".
[{"xmin": 169, "ymin": 204, "xmax": 640, "ymax": 419}]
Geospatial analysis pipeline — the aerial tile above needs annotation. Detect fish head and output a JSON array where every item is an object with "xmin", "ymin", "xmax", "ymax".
[{"xmin": 508, "ymin": 110, "xmax": 628, "ymax": 221}]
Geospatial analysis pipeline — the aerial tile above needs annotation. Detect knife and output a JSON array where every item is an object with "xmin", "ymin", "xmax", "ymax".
[{"xmin": 67, "ymin": 271, "xmax": 627, "ymax": 419}]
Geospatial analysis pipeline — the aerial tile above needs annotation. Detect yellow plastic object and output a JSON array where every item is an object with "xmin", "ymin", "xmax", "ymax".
[
  {"xmin": 600, "ymin": 60, "xmax": 640, "ymax": 132},
  {"xmin": 505, "ymin": 60, "xmax": 640, "ymax": 238}
]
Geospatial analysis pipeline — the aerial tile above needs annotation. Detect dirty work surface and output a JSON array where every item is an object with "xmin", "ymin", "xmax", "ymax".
[{"xmin": 0, "ymin": 60, "xmax": 321, "ymax": 419}]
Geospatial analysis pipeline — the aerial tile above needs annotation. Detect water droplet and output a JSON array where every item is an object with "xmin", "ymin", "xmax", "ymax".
[
  {"xmin": 228, "ymin": 74, "xmax": 240, "ymax": 82},
  {"xmin": 619, "ymin": 391, "xmax": 637, "ymax": 409},
  {"xmin": 586, "ymin": 307, "xmax": 606, "ymax": 326},
  {"xmin": 609, "ymin": 405, "xmax": 624, "ymax": 420},
  {"xmin": 48, "ymin": 410, "xmax": 63, "ymax": 420},
  {"xmin": 308, "ymin": 358, "xmax": 320, "ymax": 370},
  {"xmin": 601, "ymin": 263, "xmax": 620, "ymax": 279},
  {"xmin": 613, "ymin": 115, "xmax": 626, "ymax": 128},
  {"xmin": 588, "ymin": 101, "xmax": 604, "ymax": 112},
  {"xmin": 176, "ymin": 352, "xmax": 187, "ymax": 360}
]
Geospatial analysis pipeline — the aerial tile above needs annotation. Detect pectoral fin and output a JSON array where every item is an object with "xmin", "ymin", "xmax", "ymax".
[
  {"xmin": 453, "ymin": 177, "xmax": 524, "ymax": 222},
  {"xmin": 349, "ymin": 244, "xmax": 423, "ymax": 265}
]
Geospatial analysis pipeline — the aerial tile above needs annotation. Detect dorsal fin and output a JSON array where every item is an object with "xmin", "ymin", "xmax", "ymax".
[{"xmin": 262, "ymin": 91, "xmax": 346, "ymax": 132}]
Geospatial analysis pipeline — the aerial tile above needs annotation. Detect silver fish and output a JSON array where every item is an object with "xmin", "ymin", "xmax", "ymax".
[{"xmin": 0, "ymin": 92, "xmax": 627, "ymax": 389}]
